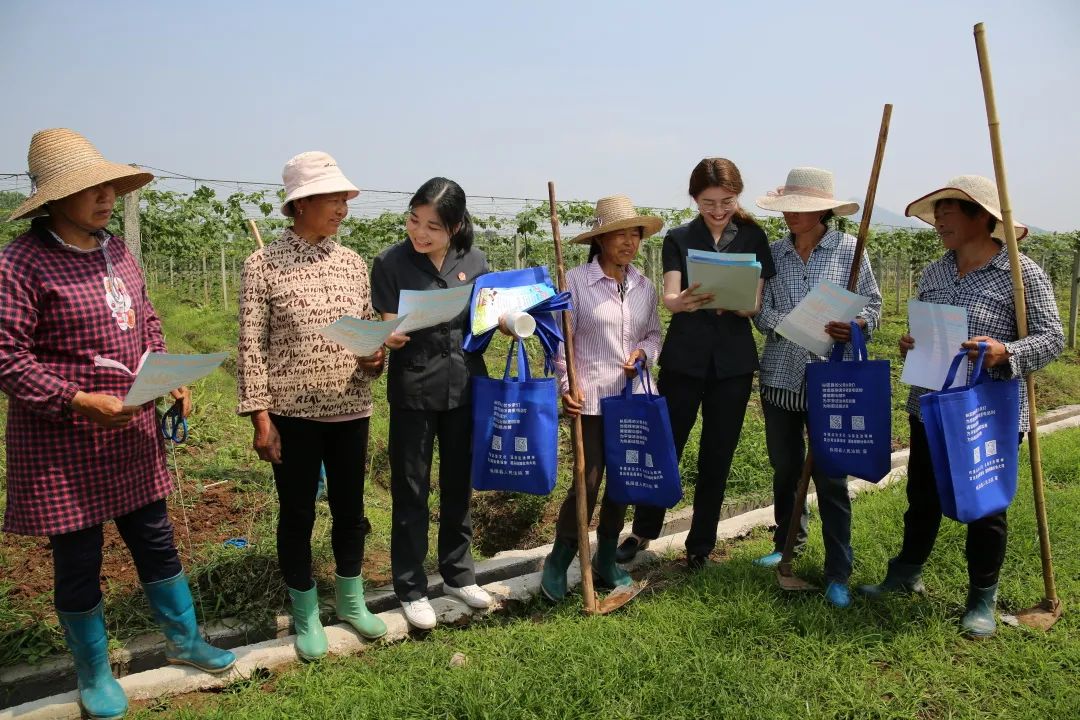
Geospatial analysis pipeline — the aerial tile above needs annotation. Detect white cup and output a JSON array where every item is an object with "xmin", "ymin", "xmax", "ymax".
[{"xmin": 499, "ymin": 310, "xmax": 536, "ymax": 339}]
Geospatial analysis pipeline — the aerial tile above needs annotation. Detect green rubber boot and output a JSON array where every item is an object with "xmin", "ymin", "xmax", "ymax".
[
  {"xmin": 143, "ymin": 572, "xmax": 236, "ymax": 673},
  {"xmin": 592, "ymin": 537, "xmax": 632, "ymax": 590},
  {"xmin": 857, "ymin": 559, "xmax": 927, "ymax": 598},
  {"xmin": 335, "ymin": 574, "xmax": 387, "ymax": 640},
  {"xmin": 57, "ymin": 600, "xmax": 128, "ymax": 720},
  {"xmin": 540, "ymin": 539, "xmax": 577, "ymax": 602},
  {"xmin": 287, "ymin": 585, "xmax": 328, "ymax": 660},
  {"xmin": 960, "ymin": 583, "xmax": 998, "ymax": 639}
]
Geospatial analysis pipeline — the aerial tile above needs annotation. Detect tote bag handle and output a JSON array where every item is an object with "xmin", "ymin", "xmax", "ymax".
[
  {"xmin": 828, "ymin": 321, "xmax": 868, "ymax": 362},
  {"xmin": 502, "ymin": 339, "xmax": 532, "ymax": 382},
  {"xmin": 940, "ymin": 341, "xmax": 988, "ymax": 391}
]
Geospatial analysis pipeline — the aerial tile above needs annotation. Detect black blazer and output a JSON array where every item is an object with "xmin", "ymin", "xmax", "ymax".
[
  {"xmin": 370, "ymin": 240, "xmax": 489, "ymax": 411},
  {"xmin": 658, "ymin": 216, "xmax": 776, "ymax": 380}
]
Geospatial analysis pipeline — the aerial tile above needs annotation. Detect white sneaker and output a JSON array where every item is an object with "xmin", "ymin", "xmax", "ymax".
[
  {"xmin": 444, "ymin": 584, "xmax": 492, "ymax": 609},
  {"xmin": 400, "ymin": 597, "xmax": 437, "ymax": 630}
]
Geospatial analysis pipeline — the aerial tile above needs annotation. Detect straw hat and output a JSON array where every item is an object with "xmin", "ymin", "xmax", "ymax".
[
  {"xmin": 280, "ymin": 151, "xmax": 359, "ymax": 217},
  {"xmin": 755, "ymin": 167, "xmax": 859, "ymax": 216},
  {"xmin": 7, "ymin": 129, "xmax": 154, "ymax": 221},
  {"xmin": 905, "ymin": 175, "xmax": 1028, "ymax": 241},
  {"xmin": 569, "ymin": 195, "xmax": 663, "ymax": 245}
]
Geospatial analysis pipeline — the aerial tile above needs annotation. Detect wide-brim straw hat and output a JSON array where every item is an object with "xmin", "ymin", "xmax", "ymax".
[
  {"xmin": 755, "ymin": 166, "xmax": 859, "ymax": 216},
  {"xmin": 8, "ymin": 129, "xmax": 154, "ymax": 221},
  {"xmin": 281, "ymin": 151, "xmax": 360, "ymax": 217},
  {"xmin": 905, "ymin": 174, "xmax": 1028, "ymax": 241},
  {"xmin": 569, "ymin": 195, "xmax": 663, "ymax": 244}
]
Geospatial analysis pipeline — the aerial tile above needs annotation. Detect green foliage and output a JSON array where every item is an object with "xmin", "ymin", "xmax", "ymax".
[{"xmin": 0, "ymin": 191, "xmax": 31, "ymax": 248}]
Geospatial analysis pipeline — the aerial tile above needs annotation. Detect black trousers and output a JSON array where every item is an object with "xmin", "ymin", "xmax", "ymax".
[
  {"xmin": 895, "ymin": 416, "xmax": 1011, "ymax": 587},
  {"xmin": 631, "ymin": 369, "xmax": 753, "ymax": 557},
  {"xmin": 270, "ymin": 414, "xmax": 371, "ymax": 590},
  {"xmin": 389, "ymin": 405, "xmax": 476, "ymax": 601},
  {"xmin": 50, "ymin": 498, "xmax": 181, "ymax": 613},
  {"xmin": 554, "ymin": 415, "xmax": 627, "ymax": 545}
]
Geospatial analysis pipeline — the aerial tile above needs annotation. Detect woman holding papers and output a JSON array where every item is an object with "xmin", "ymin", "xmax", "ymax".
[
  {"xmin": 370, "ymin": 177, "xmax": 492, "ymax": 630},
  {"xmin": 753, "ymin": 167, "xmax": 881, "ymax": 609},
  {"xmin": 0, "ymin": 129, "xmax": 233, "ymax": 719},
  {"xmin": 859, "ymin": 176, "xmax": 1063, "ymax": 637},
  {"xmin": 540, "ymin": 195, "xmax": 662, "ymax": 601},
  {"xmin": 238, "ymin": 152, "xmax": 387, "ymax": 660},
  {"xmin": 615, "ymin": 158, "xmax": 775, "ymax": 571}
]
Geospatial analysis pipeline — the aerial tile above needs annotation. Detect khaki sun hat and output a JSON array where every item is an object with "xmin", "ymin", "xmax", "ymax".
[
  {"xmin": 569, "ymin": 195, "xmax": 663, "ymax": 245},
  {"xmin": 904, "ymin": 174, "xmax": 1028, "ymax": 241},
  {"xmin": 280, "ymin": 151, "xmax": 360, "ymax": 217},
  {"xmin": 8, "ymin": 129, "xmax": 154, "ymax": 221},
  {"xmin": 755, "ymin": 167, "xmax": 859, "ymax": 216}
]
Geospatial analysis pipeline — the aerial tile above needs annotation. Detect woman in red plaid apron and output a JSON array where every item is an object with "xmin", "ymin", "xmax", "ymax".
[{"xmin": 0, "ymin": 129, "xmax": 234, "ymax": 719}]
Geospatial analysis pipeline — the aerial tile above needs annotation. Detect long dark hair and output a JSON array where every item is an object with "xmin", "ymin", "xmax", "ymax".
[
  {"xmin": 408, "ymin": 177, "xmax": 474, "ymax": 251},
  {"xmin": 687, "ymin": 157, "xmax": 759, "ymax": 227}
]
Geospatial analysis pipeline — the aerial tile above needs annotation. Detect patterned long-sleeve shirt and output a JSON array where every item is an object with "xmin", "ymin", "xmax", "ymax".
[
  {"xmin": 755, "ymin": 230, "xmax": 882, "ymax": 395},
  {"xmin": 906, "ymin": 246, "xmax": 1064, "ymax": 431},
  {"xmin": 553, "ymin": 258, "xmax": 662, "ymax": 416},
  {"xmin": 237, "ymin": 229, "xmax": 376, "ymax": 418}
]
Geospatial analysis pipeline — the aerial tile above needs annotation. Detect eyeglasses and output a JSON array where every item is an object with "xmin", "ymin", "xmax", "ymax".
[{"xmin": 697, "ymin": 198, "xmax": 738, "ymax": 211}]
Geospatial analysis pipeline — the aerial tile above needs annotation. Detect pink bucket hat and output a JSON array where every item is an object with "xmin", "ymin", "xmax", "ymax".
[{"xmin": 280, "ymin": 151, "xmax": 359, "ymax": 217}]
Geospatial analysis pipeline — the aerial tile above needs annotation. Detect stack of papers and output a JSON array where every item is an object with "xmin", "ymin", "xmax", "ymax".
[{"xmin": 685, "ymin": 250, "xmax": 761, "ymax": 311}]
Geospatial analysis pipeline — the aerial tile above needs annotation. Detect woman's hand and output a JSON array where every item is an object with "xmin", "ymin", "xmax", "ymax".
[
  {"xmin": 825, "ymin": 317, "xmax": 866, "ymax": 343},
  {"xmin": 962, "ymin": 336, "xmax": 1011, "ymax": 367},
  {"xmin": 168, "ymin": 386, "xmax": 192, "ymax": 418},
  {"xmin": 663, "ymin": 283, "xmax": 714, "ymax": 314},
  {"xmin": 622, "ymin": 349, "xmax": 646, "ymax": 377},
  {"xmin": 72, "ymin": 392, "xmax": 138, "ymax": 429},
  {"xmin": 250, "ymin": 410, "xmax": 282, "ymax": 464},
  {"xmin": 358, "ymin": 347, "xmax": 385, "ymax": 374},
  {"xmin": 561, "ymin": 389, "xmax": 585, "ymax": 417},
  {"xmin": 899, "ymin": 333, "xmax": 915, "ymax": 359},
  {"xmin": 383, "ymin": 332, "xmax": 410, "ymax": 351}
]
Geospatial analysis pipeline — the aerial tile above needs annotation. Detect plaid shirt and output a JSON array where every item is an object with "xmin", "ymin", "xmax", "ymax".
[
  {"xmin": 755, "ymin": 230, "xmax": 882, "ymax": 392},
  {"xmin": 0, "ymin": 222, "xmax": 172, "ymax": 537},
  {"xmin": 906, "ymin": 246, "xmax": 1064, "ymax": 431}
]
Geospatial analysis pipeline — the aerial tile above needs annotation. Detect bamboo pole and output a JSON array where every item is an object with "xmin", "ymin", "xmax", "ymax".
[
  {"xmin": 777, "ymin": 104, "xmax": 892, "ymax": 586},
  {"xmin": 248, "ymin": 218, "xmax": 265, "ymax": 249},
  {"xmin": 548, "ymin": 181, "xmax": 597, "ymax": 614},
  {"xmin": 974, "ymin": 22, "xmax": 1060, "ymax": 625}
]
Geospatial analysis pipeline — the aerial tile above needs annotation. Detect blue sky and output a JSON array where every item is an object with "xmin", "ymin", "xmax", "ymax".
[{"xmin": 2, "ymin": 0, "xmax": 1078, "ymax": 229}]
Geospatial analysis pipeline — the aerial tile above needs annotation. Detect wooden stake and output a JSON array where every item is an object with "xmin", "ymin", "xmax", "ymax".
[
  {"xmin": 974, "ymin": 22, "xmax": 1061, "ymax": 627},
  {"xmin": 777, "ymin": 104, "xmax": 892, "ymax": 588},
  {"xmin": 248, "ymin": 218, "xmax": 265, "ymax": 249},
  {"xmin": 548, "ymin": 181, "xmax": 597, "ymax": 614}
]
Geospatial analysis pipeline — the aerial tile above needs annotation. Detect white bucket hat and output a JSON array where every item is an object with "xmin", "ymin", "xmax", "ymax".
[
  {"xmin": 280, "ymin": 151, "xmax": 359, "ymax": 217},
  {"xmin": 904, "ymin": 175, "xmax": 1028, "ymax": 241},
  {"xmin": 8, "ymin": 128, "xmax": 154, "ymax": 221},
  {"xmin": 569, "ymin": 195, "xmax": 663, "ymax": 245},
  {"xmin": 755, "ymin": 167, "xmax": 859, "ymax": 216}
]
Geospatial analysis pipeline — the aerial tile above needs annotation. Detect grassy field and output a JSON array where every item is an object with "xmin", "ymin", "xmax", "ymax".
[
  {"xmin": 134, "ymin": 426, "xmax": 1080, "ymax": 720},
  {"xmin": 0, "ymin": 285, "xmax": 1078, "ymax": 671}
]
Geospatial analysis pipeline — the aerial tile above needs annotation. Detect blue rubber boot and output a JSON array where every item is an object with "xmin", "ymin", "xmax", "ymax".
[
  {"xmin": 825, "ymin": 582, "xmax": 852, "ymax": 609},
  {"xmin": 335, "ymin": 574, "xmax": 387, "ymax": 640},
  {"xmin": 753, "ymin": 551, "xmax": 783, "ymax": 568},
  {"xmin": 592, "ymin": 537, "xmax": 632, "ymax": 590},
  {"xmin": 143, "ymin": 573, "xmax": 236, "ymax": 673},
  {"xmin": 288, "ymin": 584, "xmax": 328, "ymax": 660},
  {"xmin": 57, "ymin": 600, "xmax": 128, "ymax": 720},
  {"xmin": 540, "ymin": 539, "xmax": 577, "ymax": 602},
  {"xmin": 960, "ymin": 583, "xmax": 998, "ymax": 639}
]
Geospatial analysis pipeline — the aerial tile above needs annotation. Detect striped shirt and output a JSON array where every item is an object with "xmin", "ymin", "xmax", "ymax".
[
  {"xmin": 905, "ymin": 246, "xmax": 1064, "ymax": 431},
  {"xmin": 754, "ymin": 230, "xmax": 882, "ymax": 403},
  {"xmin": 554, "ymin": 258, "xmax": 662, "ymax": 416}
]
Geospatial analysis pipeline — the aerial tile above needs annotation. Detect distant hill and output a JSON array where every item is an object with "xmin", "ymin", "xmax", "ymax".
[{"xmin": 849, "ymin": 199, "xmax": 1052, "ymax": 235}]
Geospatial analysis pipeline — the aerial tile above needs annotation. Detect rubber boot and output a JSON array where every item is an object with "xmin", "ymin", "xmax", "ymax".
[
  {"xmin": 335, "ymin": 574, "xmax": 387, "ymax": 640},
  {"xmin": 287, "ymin": 584, "xmax": 328, "ymax": 660},
  {"xmin": 540, "ymin": 538, "xmax": 577, "ymax": 602},
  {"xmin": 960, "ymin": 583, "xmax": 998, "ymax": 639},
  {"xmin": 143, "ymin": 573, "xmax": 236, "ymax": 673},
  {"xmin": 857, "ymin": 559, "xmax": 927, "ymax": 598},
  {"xmin": 57, "ymin": 600, "xmax": 128, "ymax": 720},
  {"xmin": 592, "ymin": 537, "xmax": 632, "ymax": 590}
]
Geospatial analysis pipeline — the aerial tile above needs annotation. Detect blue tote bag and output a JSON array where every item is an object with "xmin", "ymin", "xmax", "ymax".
[
  {"xmin": 806, "ymin": 322, "xmax": 892, "ymax": 483},
  {"xmin": 919, "ymin": 343, "xmax": 1020, "ymax": 523},
  {"xmin": 470, "ymin": 339, "xmax": 559, "ymax": 495},
  {"xmin": 600, "ymin": 362, "xmax": 682, "ymax": 508}
]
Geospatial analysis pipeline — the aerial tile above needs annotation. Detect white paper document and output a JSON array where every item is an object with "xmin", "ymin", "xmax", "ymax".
[
  {"xmin": 775, "ymin": 280, "xmax": 870, "ymax": 357},
  {"xmin": 320, "ymin": 315, "xmax": 407, "ymax": 357},
  {"xmin": 113, "ymin": 352, "xmax": 229, "ymax": 407},
  {"xmin": 471, "ymin": 283, "xmax": 555, "ymax": 335},
  {"xmin": 396, "ymin": 284, "xmax": 474, "ymax": 334},
  {"xmin": 685, "ymin": 250, "xmax": 762, "ymax": 311},
  {"xmin": 901, "ymin": 300, "xmax": 969, "ymax": 389}
]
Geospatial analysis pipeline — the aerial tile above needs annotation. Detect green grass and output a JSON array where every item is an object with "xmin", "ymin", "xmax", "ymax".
[{"xmin": 134, "ymin": 427, "xmax": 1080, "ymax": 720}]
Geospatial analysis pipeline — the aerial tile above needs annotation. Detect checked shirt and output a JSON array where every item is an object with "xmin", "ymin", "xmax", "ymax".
[{"xmin": 906, "ymin": 246, "xmax": 1064, "ymax": 432}]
